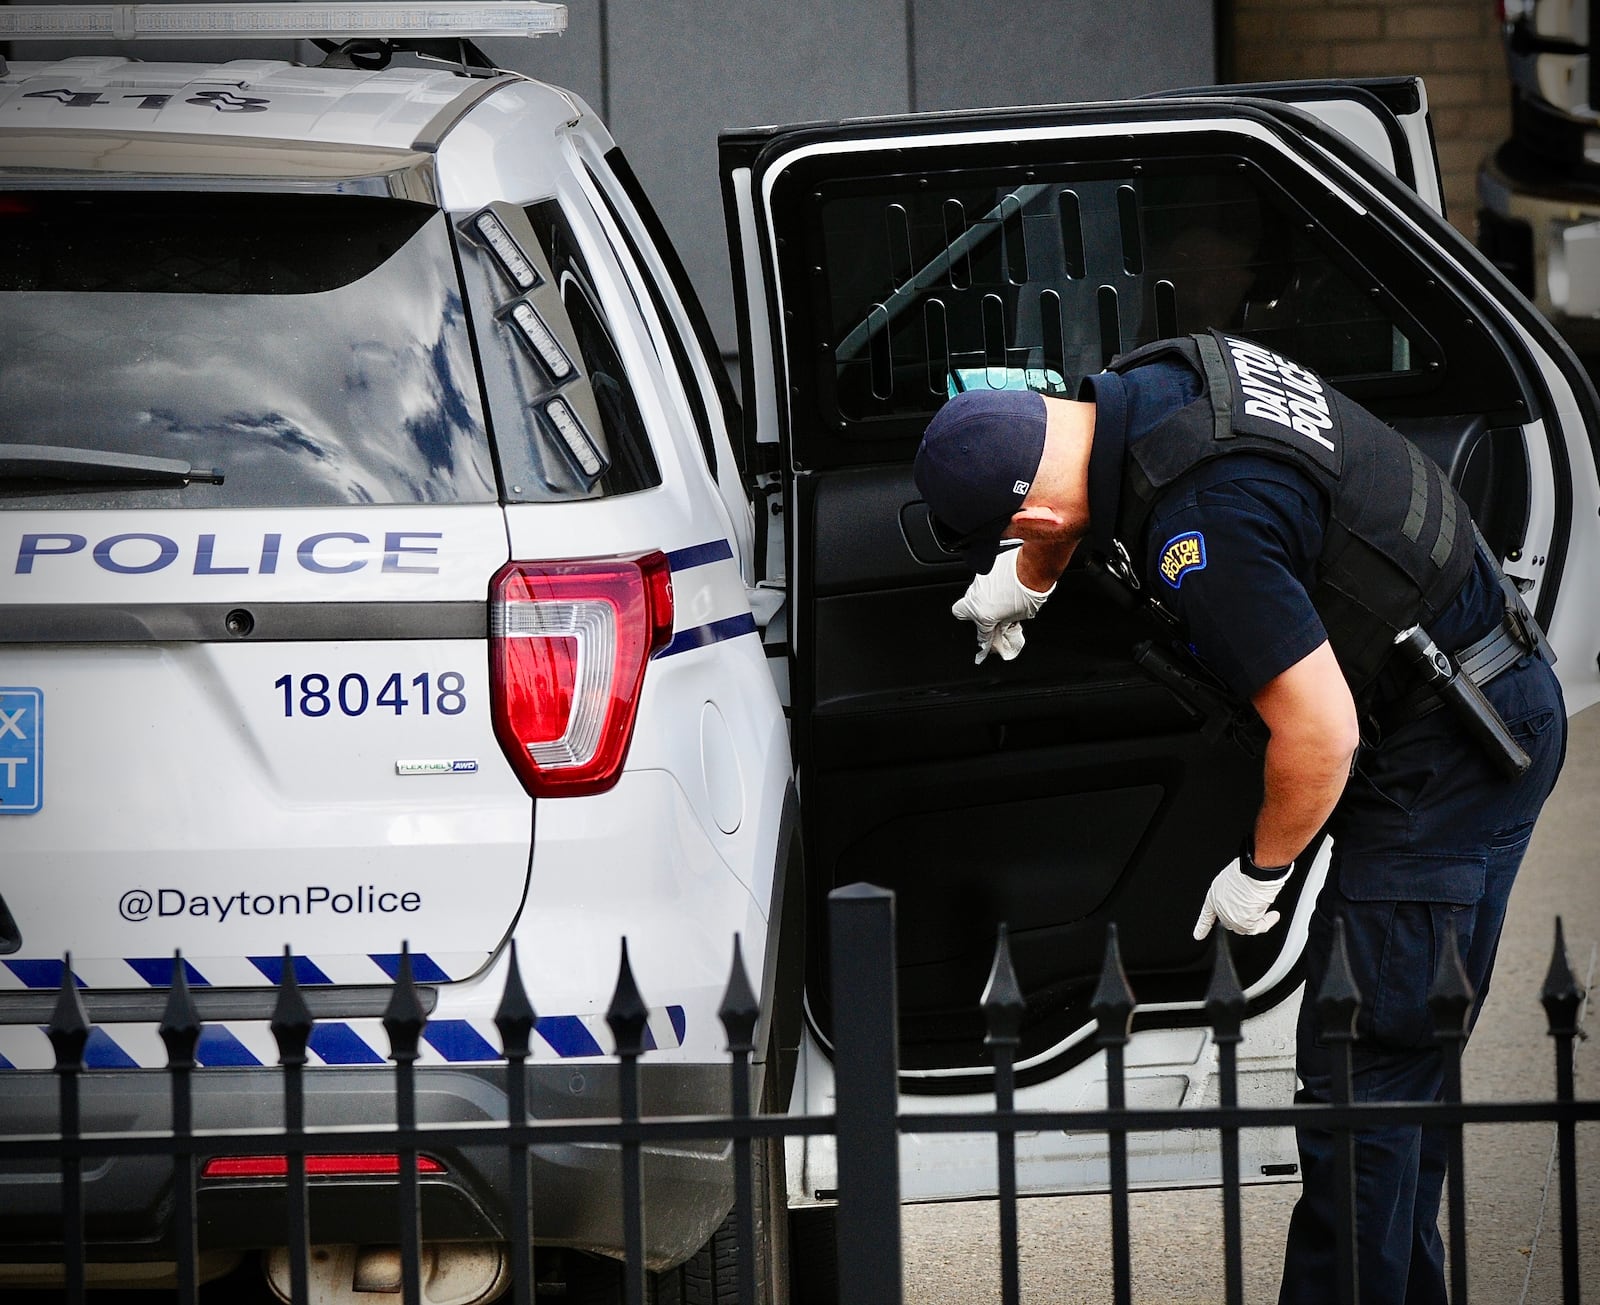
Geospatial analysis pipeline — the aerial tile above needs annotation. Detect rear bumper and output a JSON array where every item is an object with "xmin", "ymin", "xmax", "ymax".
[{"xmin": 0, "ymin": 1062, "xmax": 735, "ymax": 1270}]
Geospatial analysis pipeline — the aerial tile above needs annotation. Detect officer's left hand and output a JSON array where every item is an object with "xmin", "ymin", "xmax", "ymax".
[
  {"xmin": 1192, "ymin": 858, "xmax": 1291, "ymax": 940},
  {"xmin": 953, "ymin": 547, "xmax": 1054, "ymax": 664}
]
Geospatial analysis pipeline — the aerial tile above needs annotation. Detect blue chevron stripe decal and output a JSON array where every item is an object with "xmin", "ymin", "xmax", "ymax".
[
  {"xmin": 423, "ymin": 1020, "xmax": 500, "ymax": 1062},
  {"xmin": 127, "ymin": 958, "xmax": 210, "ymax": 988},
  {"xmin": 666, "ymin": 539, "xmax": 734, "ymax": 571},
  {"xmin": 0, "ymin": 1005, "xmax": 689, "ymax": 1068},
  {"xmin": 309, "ymin": 1023, "xmax": 387, "ymax": 1066},
  {"xmin": 195, "ymin": 1027, "xmax": 263, "ymax": 1068},
  {"xmin": 249, "ymin": 954, "xmax": 334, "ymax": 987},
  {"xmin": 5, "ymin": 959, "xmax": 85, "ymax": 989},
  {"xmin": 81, "ymin": 1028, "xmax": 137, "ymax": 1069},
  {"xmin": 658, "ymin": 612, "xmax": 758, "ymax": 659},
  {"xmin": 370, "ymin": 953, "xmax": 450, "ymax": 984}
]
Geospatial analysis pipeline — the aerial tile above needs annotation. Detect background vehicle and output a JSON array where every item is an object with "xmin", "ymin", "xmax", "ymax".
[
  {"xmin": 2, "ymin": 7, "xmax": 1597, "ymax": 1301},
  {"xmin": 1478, "ymin": 0, "xmax": 1600, "ymax": 366}
]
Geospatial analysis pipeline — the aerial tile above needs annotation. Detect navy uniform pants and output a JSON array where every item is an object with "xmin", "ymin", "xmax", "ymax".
[{"xmin": 1278, "ymin": 652, "xmax": 1567, "ymax": 1305}]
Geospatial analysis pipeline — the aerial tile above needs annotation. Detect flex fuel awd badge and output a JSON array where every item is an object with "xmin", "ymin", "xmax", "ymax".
[
  {"xmin": 396, "ymin": 759, "xmax": 478, "ymax": 776},
  {"xmin": 0, "ymin": 688, "xmax": 42, "ymax": 814}
]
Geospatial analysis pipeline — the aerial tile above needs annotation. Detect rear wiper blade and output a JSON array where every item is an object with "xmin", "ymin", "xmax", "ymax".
[{"xmin": 0, "ymin": 444, "xmax": 224, "ymax": 486}]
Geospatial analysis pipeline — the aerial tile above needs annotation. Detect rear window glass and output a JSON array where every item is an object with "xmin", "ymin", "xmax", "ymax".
[
  {"xmin": 0, "ymin": 191, "xmax": 496, "ymax": 509},
  {"xmin": 808, "ymin": 160, "xmax": 1418, "ymax": 434}
]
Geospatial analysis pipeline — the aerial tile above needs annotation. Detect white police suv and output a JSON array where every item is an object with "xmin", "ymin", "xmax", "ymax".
[
  {"xmin": 3, "ymin": 9, "xmax": 1599, "ymax": 1303},
  {"xmin": 0, "ymin": 5, "xmax": 797, "ymax": 1301}
]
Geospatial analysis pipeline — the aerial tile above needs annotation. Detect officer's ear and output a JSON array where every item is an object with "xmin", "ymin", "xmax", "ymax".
[{"xmin": 1007, "ymin": 503, "xmax": 1066, "ymax": 539}]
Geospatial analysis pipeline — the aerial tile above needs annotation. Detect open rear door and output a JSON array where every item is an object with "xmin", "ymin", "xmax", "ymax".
[
  {"xmin": 1158, "ymin": 76, "xmax": 1447, "ymax": 216},
  {"xmin": 721, "ymin": 85, "xmax": 1600, "ymax": 1105}
]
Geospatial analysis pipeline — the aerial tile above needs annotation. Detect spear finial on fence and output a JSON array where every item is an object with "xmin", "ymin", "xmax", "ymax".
[
  {"xmin": 1091, "ymin": 923, "xmax": 1136, "ymax": 1046},
  {"xmin": 982, "ymin": 924, "xmax": 1026, "ymax": 1050},
  {"xmin": 158, "ymin": 951, "xmax": 201, "ymax": 1070},
  {"xmin": 1541, "ymin": 916, "xmax": 1584, "ymax": 1038},
  {"xmin": 494, "ymin": 940, "xmax": 538, "ymax": 1060},
  {"xmin": 1428, "ymin": 916, "xmax": 1475, "ymax": 1041},
  {"xmin": 271, "ymin": 947, "xmax": 314, "ymax": 1069},
  {"xmin": 382, "ymin": 942, "xmax": 427, "ymax": 1065},
  {"xmin": 1204, "ymin": 931, "xmax": 1247, "ymax": 1046},
  {"xmin": 718, "ymin": 935, "xmax": 760, "ymax": 1057},
  {"xmin": 47, "ymin": 952, "xmax": 89, "ymax": 1072},
  {"xmin": 1316, "ymin": 917, "xmax": 1363, "ymax": 1042},
  {"xmin": 606, "ymin": 939, "xmax": 650, "ymax": 1059}
]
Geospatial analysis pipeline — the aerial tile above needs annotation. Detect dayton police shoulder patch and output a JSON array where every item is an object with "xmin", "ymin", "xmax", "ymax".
[{"xmin": 1159, "ymin": 530, "xmax": 1207, "ymax": 589}]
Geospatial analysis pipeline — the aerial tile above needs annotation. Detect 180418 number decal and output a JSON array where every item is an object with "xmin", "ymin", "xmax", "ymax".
[{"xmin": 274, "ymin": 672, "xmax": 466, "ymax": 718}]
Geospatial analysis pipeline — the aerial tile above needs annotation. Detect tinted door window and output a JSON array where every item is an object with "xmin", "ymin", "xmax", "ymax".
[{"xmin": 817, "ymin": 164, "xmax": 1415, "ymax": 435}]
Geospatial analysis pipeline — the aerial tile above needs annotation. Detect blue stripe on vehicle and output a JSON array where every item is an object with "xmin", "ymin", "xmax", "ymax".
[
  {"xmin": 0, "ymin": 1051, "xmax": 12, "ymax": 1070},
  {"xmin": 308, "ymin": 1023, "xmax": 386, "ymax": 1066},
  {"xmin": 666, "ymin": 539, "xmax": 734, "ymax": 572},
  {"xmin": 657, "ymin": 612, "xmax": 758, "ymax": 660},
  {"xmin": 126, "ymin": 958, "xmax": 211, "ymax": 988},
  {"xmin": 82, "ymin": 1028, "xmax": 138, "ymax": 1069},
  {"xmin": 5, "ymin": 959, "xmax": 85, "ymax": 990},
  {"xmin": 423, "ymin": 1020, "xmax": 500, "ymax": 1063},
  {"xmin": 369, "ymin": 953, "xmax": 450, "ymax": 984},
  {"xmin": 535, "ymin": 1015, "xmax": 604, "ymax": 1058},
  {"xmin": 668, "ymin": 1005, "xmax": 687, "ymax": 1044},
  {"xmin": 195, "ymin": 1026, "xmax": 262, "ymax": 1068},
  {"xmin": 249, "ymin": 955, "xmax": 334, "ymax": 987}
]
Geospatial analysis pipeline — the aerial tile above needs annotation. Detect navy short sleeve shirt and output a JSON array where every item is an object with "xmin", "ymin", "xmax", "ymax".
[
  {"xmin": 1099, "ymin": 357, "xmax": 1502, "ymax": 701},
  {"xmin": 1144, "ymin": 455, "xmax": 1331, "ymax": 699}
]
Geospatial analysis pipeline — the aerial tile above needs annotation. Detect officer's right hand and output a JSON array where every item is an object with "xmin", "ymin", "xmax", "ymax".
[
  {"xmin": 1192, "ymin": 858, "xmax": 1291, "ymax": 940},
  {"xmin": 953, "ymin": 546, "xmax": 1054, "ymax": 665}
]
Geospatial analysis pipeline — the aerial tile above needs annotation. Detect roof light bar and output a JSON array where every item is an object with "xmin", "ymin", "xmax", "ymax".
[{"xmin": 0, "ymin": 2, "xmax": 567, "ymax": 42}]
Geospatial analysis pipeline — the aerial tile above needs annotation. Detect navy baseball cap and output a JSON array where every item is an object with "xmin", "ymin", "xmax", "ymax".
[{"xmin": 913, "ymin": 388, "xmax": 1047, "ymax": 573}]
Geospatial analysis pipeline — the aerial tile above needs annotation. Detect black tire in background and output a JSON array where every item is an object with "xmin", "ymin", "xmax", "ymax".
[{"xmin": 565, "ymin": 1071, "xmax": 792, "ymax": 1305}]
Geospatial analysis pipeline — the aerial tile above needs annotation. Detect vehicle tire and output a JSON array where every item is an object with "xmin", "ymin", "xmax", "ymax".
[
  {"xmin": 561, "ymin": 1073, "xmax": 790, "ymax": 1305},
  {"xmin": 653, "ymin": 1071, "xmax": 791, "ymax": 1305}
]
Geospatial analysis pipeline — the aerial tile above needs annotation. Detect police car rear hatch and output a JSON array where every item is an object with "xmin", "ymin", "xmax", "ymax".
[{"xmin": 0, "ymin": 181, "xmax": 528, "ymax": 1013}]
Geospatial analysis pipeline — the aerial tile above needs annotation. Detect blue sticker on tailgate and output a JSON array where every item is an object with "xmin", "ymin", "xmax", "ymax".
[{"xmin": 0, "ymin": 689, "xmax": 42, "ymax": 814}]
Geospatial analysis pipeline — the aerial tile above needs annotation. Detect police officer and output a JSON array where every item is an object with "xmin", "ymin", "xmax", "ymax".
[{"xmin": 913, "ymin": 331, "xmax": 1567, "ymax": 1305}]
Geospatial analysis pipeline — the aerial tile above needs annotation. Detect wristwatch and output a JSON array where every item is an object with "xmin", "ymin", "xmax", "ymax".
[{"xmin": 1241, "ymin": 842, "xmax": 1293, "ymax": 881}]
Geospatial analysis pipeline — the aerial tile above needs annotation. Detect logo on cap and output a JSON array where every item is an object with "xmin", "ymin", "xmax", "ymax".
[{"xmin": 1012, "ymin": 480, "xmax": 1030, "ymax": 495}]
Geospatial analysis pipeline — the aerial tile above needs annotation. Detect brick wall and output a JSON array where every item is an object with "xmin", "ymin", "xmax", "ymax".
[{"xmin": 1228, "ymin": 1, "xmax": 1509, "ymax": 238}]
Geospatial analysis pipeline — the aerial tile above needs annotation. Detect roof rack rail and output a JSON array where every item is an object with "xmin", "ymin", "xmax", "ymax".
[{"xmin": 0, "ymin": 2, "xmax": 566, "ymax": 43}]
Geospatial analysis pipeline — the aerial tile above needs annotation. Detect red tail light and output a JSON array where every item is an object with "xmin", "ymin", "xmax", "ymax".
[
  {"xmin": 489, "ymin": 552, "xmax": 673, "ymax": 797},
  {"xmin": 202, "ymin": 1154, "xmax": 446, "ymax": 1179}
]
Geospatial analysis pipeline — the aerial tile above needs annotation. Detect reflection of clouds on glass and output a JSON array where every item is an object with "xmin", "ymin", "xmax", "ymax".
[{"xmin": 0, "ymin": 214, "xmax": 495, "ymax": 508}]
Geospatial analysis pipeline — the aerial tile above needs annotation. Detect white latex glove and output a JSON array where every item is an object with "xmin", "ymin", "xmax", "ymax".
[
  {"xmin": 952, "ymin": 546, "xmax": 1054, "ymax": 665},
  {"xmin": 1192, "ymin": 858, "xmax": 1291, "ymax": 940}
]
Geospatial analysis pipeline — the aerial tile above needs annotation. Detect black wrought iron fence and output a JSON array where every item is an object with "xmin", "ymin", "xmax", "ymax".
[{"xmin": 4, "ymin": 883, "xmax": 1593, "ymax": 1305}]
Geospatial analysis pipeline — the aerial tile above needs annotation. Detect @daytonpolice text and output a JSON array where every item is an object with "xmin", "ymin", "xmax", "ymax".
[{"xmin": 119, "ymin": 886, "xmax": 422, "ymax": 922}]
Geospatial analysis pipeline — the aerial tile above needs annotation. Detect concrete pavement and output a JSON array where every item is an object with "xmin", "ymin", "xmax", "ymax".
[{"xmin": 900, "ymin": 703, "xmax": 1600, "ymax": 1303}]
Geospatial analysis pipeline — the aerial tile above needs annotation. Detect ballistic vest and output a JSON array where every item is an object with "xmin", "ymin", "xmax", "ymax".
[{"xmin": 1108, "ymin": 331, "xmax": 1477, "ymax": 694}]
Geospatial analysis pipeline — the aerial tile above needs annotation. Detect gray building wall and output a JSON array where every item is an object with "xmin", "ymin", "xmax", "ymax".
[{"xmin": 483, "ymin": 0, "xmax": 1217, "ymax": 357}]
